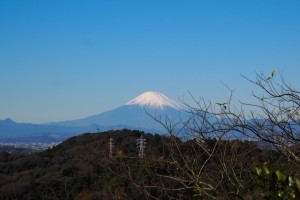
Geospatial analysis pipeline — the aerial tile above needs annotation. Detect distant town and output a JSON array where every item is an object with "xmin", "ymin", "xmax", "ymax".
[{"xmin": 0, "ymin": 141, "xmax": 60, "ymax": 152}]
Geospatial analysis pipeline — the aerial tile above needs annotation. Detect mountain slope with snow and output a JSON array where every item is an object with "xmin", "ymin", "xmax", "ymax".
[
  {"xmin": 126, "ymin": 91, "xmax": 184, "ymax": 110},
  {"xmin": 50, "ymin": 91, "xmax": 188, "ymax": 131},
  {"xmin": 0, "ymin": 91, "xmax": 189, "ymax": 141}
]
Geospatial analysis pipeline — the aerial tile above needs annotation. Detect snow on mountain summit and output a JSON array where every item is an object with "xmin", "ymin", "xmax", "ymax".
[{"xmin": 125, "ymin": 91, "xmax": 183, "ymax": 110}]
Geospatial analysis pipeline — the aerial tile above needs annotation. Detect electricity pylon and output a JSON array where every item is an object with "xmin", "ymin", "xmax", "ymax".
[
  {"xmin": 109, "ymin": 138, "xmax": 115, "ymax": 159},
  {"xmin": 137, "ymin": 135, "xmax": 146, "ymax": 158}
]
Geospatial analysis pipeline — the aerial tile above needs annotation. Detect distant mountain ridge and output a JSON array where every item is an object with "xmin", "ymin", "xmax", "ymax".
[
  {"xmin": 0, "ymin": 118, "xmax": 87, "ymax": 140},
  {"xmin": 0, "ymin": 91, "xmax": 188, "ymax": 142},
  {"xmin": 49, "ymin": 91, "xmax": 187, "ymax": 131}
]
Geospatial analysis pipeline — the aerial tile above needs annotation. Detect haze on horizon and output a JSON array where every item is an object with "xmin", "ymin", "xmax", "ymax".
[{"xmin": 1, "ymin": 0, "xmax": 300, "ymax": 123}]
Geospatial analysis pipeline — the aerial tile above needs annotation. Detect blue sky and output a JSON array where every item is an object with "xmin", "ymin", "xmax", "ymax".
[{"xmin": 1, "ymin": 0, "xmax": 300, "ymax": 123}]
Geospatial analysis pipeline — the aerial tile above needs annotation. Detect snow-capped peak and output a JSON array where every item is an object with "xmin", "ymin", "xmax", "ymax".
[{"xmin": 125, "ymin": 91, "xmax": 183, "ymax": 110}]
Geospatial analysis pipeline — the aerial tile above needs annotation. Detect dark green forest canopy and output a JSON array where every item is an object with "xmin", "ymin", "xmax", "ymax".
[{"xmin": 0, "ymin": 129, "xmax": 298, "ymax": 199}]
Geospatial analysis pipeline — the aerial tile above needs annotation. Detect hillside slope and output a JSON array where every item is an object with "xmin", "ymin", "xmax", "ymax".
[{"xmin": 0, "ymin": 130, "xmax": 292, "ymax": 200}]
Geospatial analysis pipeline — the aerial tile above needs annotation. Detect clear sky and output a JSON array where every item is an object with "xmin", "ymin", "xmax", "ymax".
[{"xmin": 1, "ymin": 0, "xmax": 300, "ymax": 123}]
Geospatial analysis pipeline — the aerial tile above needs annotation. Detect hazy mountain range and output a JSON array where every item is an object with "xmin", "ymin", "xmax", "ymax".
[{"xmin": 0, "ymin": 91, "xmax": 188, "ymax": 142}]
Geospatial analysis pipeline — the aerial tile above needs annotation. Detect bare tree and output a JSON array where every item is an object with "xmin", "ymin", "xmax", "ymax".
[
  {"xmin": 104, "ymin": 72, "xmax": 300, "ymax": 199},
  {"xmin": 240, "ymin": 72, "xmax": 300, "ymax": 165},
  {"xmin": 139, "ymin": 90, "xmax": 261, "ymax": 199},
  {"xmin": 141, "ymin": 71, "xmax": 300, "ymax": 199}
]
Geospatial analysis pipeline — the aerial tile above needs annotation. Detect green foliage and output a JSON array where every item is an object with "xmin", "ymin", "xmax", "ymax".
[
  {"xmin": 104, "ymin": 176, "xmax": 127, "ymax": 192},
  {"xmin": 61, "ymin": 163, "xmax": 78, "ymax": 177},
  {"xmin": 253, "ymin": 166, "xmax": 300, "ymax": 199}
]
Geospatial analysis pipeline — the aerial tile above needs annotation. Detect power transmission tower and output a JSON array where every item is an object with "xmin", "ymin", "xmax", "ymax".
[
  {"xmin": 137, "ymin": 135, "xmax": 146, "ymax": 158},
  {"xmin": 109, "ymin": 138, "xmax": 115, "ymax": 159}
]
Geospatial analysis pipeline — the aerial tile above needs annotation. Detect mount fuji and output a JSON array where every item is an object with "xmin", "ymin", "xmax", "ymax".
[
  {"xmin": 0, "ymin": 91, "xmax": 188, "ymax": 142},
  {"xmin": 51, "ymin": 91, "xmax": 187, "ymax": 132},
  {"xmin": 126, "ymin": 91, "xmax": 183, "ymax": 110}
]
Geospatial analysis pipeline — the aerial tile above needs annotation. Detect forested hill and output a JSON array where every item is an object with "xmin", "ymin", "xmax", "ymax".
[
  {"xmin": 0, "ymin": 129, "xmax": 297, "ymax": 199},
  {"xmin": 0, "ymin": 130, "xmax": 171, "ymax": 199}
]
